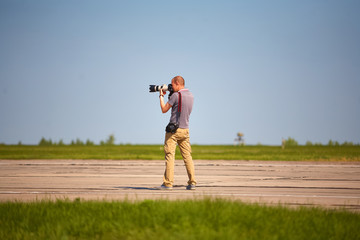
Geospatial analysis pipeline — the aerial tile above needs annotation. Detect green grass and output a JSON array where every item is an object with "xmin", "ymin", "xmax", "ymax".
[
  {"xmin": 0, "ymin": 198, "xmax": 359, "ymax": 240},
  {"xmin": 1, "ymin": 145, "xmax": 360, "ymax": 161}
]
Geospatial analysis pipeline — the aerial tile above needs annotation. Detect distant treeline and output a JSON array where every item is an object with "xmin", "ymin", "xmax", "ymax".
[
  {"xmin": 281, "ymin": 137, "xmax": 358, "ymax": 147},
  {"xmin": 38, "ymin": 134, "xmax": 116, "ymax": 146},
  {"xmin": 2, "ymin": 135, "xmax": 358, "ymax": 146},
  {"xmin": 38, "ymin": 136, "xmax": 358, "ymax": 147}
]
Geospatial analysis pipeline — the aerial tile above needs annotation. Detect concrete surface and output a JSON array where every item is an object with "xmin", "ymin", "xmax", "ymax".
[{"xmin": 0, "ymin": 160, "xmax": 359, "ymax": 211}]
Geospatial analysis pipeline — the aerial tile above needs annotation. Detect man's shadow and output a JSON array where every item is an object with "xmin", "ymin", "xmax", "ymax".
[
  {"xmin": 115, "ymin": 185, "xmax": 187, "ymax": 190},
  {"xmin": 115, "ymin": 186, "xmax": 159, "ymax": 191}
]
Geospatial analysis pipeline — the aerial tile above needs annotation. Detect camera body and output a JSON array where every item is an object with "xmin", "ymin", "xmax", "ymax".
[{"xmin": 149, "ymin": 84, "xmax": 174, "ymax": 97}]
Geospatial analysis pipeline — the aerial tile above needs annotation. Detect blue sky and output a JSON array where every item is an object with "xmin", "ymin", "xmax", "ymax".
[{"xmin": 1, "ymin": 0, "xmax": 359, "ymax": 145}]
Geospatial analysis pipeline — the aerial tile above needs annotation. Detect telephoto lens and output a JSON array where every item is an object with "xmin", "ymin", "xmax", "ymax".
[
  {"xmin": 149, "ymin": 84, "xmax": 173, "ymax": 93},
  {"xmin": 149, "ymin": 85, "xmax": 158, "ymax": 92}
]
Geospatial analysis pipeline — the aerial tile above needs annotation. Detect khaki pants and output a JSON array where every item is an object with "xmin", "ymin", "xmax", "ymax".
[{"xmin": 163, "ymin": 128, "xmax": 196, "ymax": 187}]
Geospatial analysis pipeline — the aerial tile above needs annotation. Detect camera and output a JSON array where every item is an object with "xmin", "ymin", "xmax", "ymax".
[{"xmin": 149, "ymin": 84, "xmax": 174, "ymax": 97}]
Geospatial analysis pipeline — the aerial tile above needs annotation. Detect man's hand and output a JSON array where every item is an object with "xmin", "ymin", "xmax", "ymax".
[
  {"xmin": 160, "ymin": 90, "xmax": 171, "ymax": 113},
  {"xmin": 160, "ymin": 90, "xmax": 166, "ymax": 97}
]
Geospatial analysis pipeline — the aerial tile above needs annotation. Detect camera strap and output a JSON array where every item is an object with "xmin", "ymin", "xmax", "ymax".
[{"xmin": 176, "ymin": 92, "xmax": 182, "ymax": 125}]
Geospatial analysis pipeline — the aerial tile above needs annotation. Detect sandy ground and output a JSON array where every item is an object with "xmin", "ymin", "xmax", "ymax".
[{"xmin": 0, "ymin": 160, "xmax": 359, "ymax": 211}]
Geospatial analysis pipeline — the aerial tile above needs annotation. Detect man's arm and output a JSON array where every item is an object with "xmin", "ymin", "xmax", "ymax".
[{"xmin": 160, "ymin": 95, "xmax": 172, "ymax": 113}]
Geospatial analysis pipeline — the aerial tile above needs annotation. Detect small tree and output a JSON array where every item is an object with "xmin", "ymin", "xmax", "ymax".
[
  {"xmin": 105, "ymin": 134, "xmax": 115, "ymax": 145},
  {"xmin": 58, "ymin": 139, "xmax": 65, "ymax": 146},
  {"xmin": 86, "ymin": 139, "xmax": 95, "ymax": 146},
  {"xmin": 39, "ymin": 137, "xmax": 52, "ymax": 146},
  {"xmin": 284, "ymin": 137, "xmax": 298, "ymax": 147},
  {"xmin": 342, "ymin": 141, "xmax": 354, "ymax": 146},
  {"xmin": 39, "ymin": 137, "xmax": 45, "ymax": 146},
  {"xmin": 75, "ymin": 138, "xmax": 84, "ymax": 146}
]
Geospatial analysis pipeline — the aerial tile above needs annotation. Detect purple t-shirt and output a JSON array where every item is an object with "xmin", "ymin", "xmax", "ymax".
[{"xmin": 168, "ymin": 88, "xmax": 194, "ymax": 129}]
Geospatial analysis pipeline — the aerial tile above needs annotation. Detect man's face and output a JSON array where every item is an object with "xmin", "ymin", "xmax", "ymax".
[{"xmin": 171, "ymin": 79, "xmax": 180, "ymax": 92}]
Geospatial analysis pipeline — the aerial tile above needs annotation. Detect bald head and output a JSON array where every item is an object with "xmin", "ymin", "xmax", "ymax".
[{"xmin": 172, "ymin": 76, "xmax": 185, "ymax": 87}]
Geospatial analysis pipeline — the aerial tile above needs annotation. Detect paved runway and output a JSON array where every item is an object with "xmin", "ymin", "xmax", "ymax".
[{"xmin": 0, "ymin": 160, "xmax": 359, "ymax": 211}]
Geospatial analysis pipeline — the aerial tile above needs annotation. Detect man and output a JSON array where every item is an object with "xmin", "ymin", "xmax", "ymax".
[{"xmin": 159, "ymin": 76, "xmax": 196, "ymax": 190}]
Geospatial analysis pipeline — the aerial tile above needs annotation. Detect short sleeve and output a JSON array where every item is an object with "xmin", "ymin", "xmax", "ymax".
[{"xmin": 168, "ymin": 93, "xmax": 178, "ymax": 107}]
